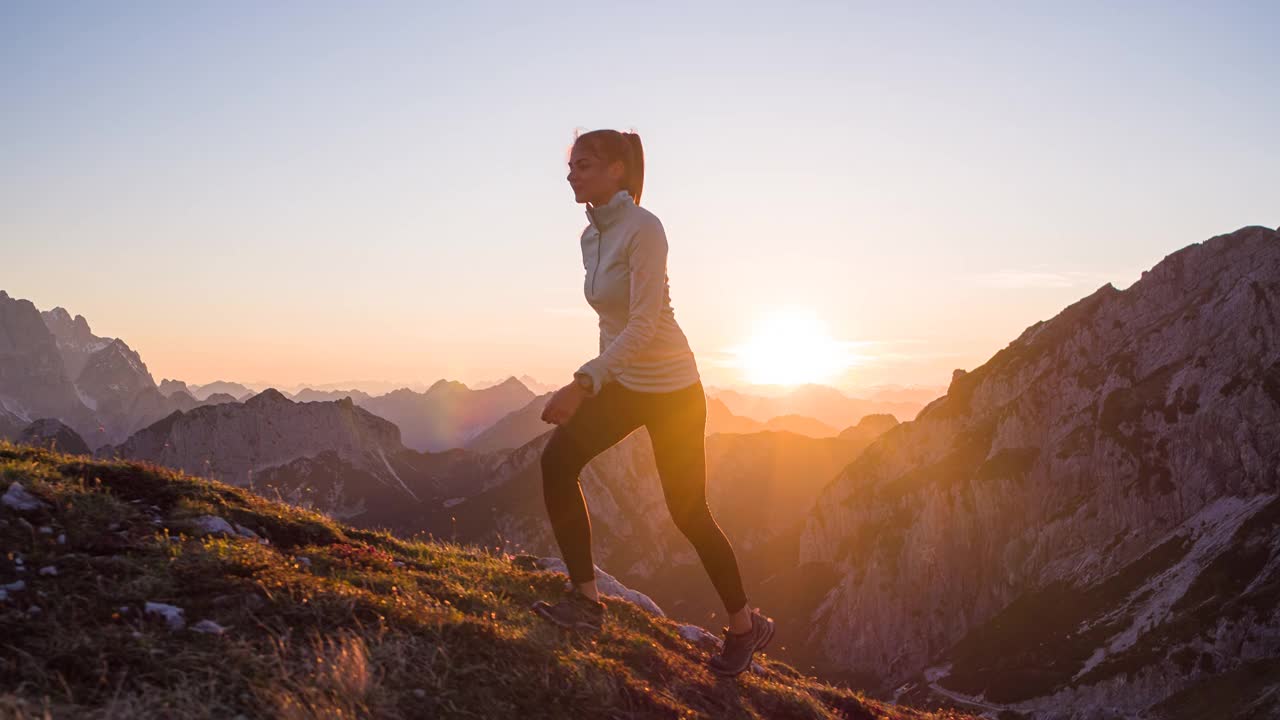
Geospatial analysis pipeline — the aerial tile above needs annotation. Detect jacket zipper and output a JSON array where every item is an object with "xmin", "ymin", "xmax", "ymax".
[{"xmin": 590, "ymin": 220, "xmax": 601, "ymax": 297}]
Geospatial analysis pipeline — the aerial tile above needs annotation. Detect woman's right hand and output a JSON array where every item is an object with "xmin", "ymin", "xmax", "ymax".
[{"xmin": 541, "ymin": 382, "xmax": 588, "ymax": 425}]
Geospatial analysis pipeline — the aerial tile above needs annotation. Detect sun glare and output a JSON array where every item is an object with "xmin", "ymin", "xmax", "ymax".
[{"xmin": 730, "ymin": 307, "xmax": 851, "ymax": 386}]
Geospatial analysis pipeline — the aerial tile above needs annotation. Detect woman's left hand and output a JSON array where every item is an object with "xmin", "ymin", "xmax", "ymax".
[{"xmin": 541, "ymin": 382, "xmax": 588, "ymax": 425}]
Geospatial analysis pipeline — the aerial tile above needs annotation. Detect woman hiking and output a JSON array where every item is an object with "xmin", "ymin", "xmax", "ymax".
[{"xmin": 532, "ymin": 128, "xmax": 775, "ymax": 678}]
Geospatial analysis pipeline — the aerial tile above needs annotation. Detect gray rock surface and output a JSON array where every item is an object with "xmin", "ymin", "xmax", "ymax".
[
  {"xmin": 2, "ymin": 483, "xmax": 46, "ymax": 513},
  {"xmin": 0, "ymin": 291, "xmax": 96, "ymax": 441},
  {"xmin": 798, "ymin": 226, "xmax": 1280, "ymax": 717}
]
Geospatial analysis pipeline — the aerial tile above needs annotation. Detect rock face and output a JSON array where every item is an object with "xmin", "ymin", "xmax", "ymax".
[
  {"xmin": 0, "ymin": 291, "xmax": 95, "ymax": 439},
  {"xmin": 798, "ymin": 226, "xmax": 1280, "ymax": 717},
  {"xmin": 252, "ymin": 445, "xmax": 503, "ymax": 533},
  {"xmin": 40, "ymin": 306, "xmax": 111, "ymax": 380},
  {"xmin": 95, "ymin": 389, "xmax": 509, "ymax": 533},
  {"xmin": 77, "ymin": 339, "xmax": 156, "ymax": 405},
  {"xmin": 72, "ymin": 339, "xmax": 211, "ymax": 446},
  {"xmin": 0, "ymin": 401, "xmax": 25, "ymax": 441},
  {"xmin": 100, "ymin": 390, "xmax": 412, "ymax": 492},
  {"xmin": 18, "ymin": 419, "xmax": 90, "ymax": 456},
  {"xmin": 2, "ymin": 295, "xmax": 208, "ymax": 449}
]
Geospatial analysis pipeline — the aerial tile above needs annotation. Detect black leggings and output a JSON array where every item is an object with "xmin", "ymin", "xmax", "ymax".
[{"xmin": 540, "ymin": 379, "xmax": 749, "ymax": 615}]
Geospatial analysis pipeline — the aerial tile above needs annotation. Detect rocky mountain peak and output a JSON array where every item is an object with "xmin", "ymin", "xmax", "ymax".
[
  {"xmin": 426, "ymin": 379, "xmax": 468, "ymax": 395},
  {"xmin": 495, "ymin": 376, "xmax": 528, "ymax": 391},
  {"xmin": 77, "ymin": 338, "xmax": 156, "ymax": 399},
  {"xmin": 0, "ymin": 291, "xmax": 93, "ymax": 438},
  {"xmin": 157, "ymin": 379, "xmax": 191, "ymax": 397},
  {"xmin": 18, "ymin": 418, "xmax": 90, "ymax": 456},
  {"xmin": 838, "ymin": 413, "xmax": 899, "ymax": 440},
  {"xmin": 100, "ymin": 393, "xmax": 410, "ymax": 496},
  {"xmin": 44, "ymin": 306, "xmax": 72, "ymax": 324},
  {"xmin": 798, "ymin": 225, "xmax": 1280, "ymax": 715},
  {"xmin": 245, "ymin": 388, "xmax": 289, "ymax": 406},
  {"xmin": 39, "ymin": 305, "xmax": 110, "ymax": 380}
]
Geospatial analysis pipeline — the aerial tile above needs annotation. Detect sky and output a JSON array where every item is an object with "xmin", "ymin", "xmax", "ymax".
[{"xmin": 3, "ymin": 1, "xmax": 1277, "ymax": 395}]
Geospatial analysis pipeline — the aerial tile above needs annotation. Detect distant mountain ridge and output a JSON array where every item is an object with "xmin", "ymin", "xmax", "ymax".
[
  {"xmin": 710, "ymin": 383, "xmax": 929, "ymax": 429},
  {"xmin": 358, "ymin": 377, "xmax": 535, "ymax": 452},
  {"xmin": 101, "ymin": 389, "xmax": 414, "ymax": 494},
  {"xmin": 1, "ymin": 294, "xmax": 542, "ymax": 456}
]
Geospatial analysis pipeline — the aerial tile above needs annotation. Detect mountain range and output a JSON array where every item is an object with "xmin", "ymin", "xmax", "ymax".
[{"xmin": 2, "ymin": 224, "xmax": 1278, "ymax": 717}]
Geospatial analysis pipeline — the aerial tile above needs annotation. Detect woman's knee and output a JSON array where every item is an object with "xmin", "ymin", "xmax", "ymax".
[{"xmin": 668, "ymin": 500, "xmax": 717, "ymax": 537}]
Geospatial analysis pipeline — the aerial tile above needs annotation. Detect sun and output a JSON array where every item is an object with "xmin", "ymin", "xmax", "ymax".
[{"xmin": 730, "ymin": 307, "xmax": 851, "ymax": 386}]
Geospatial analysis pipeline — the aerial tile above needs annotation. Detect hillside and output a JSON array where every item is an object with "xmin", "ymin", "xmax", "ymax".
[{"xmin": 0, "ymin": 442, "xmax": 973, "ymax": 720}]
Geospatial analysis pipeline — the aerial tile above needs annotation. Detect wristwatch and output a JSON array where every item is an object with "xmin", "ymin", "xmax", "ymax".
[{"xmin": 573, "ymin": 372, "xmax": 594, "ymax": 393}]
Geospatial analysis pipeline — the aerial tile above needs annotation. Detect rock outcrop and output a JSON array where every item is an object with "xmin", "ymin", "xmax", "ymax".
[
  {"xmin": 798, "ymin": 226, "xmax": 1280, "ymax": 717},
  {"xmin": 18, "ymin": 418, "xmax": 90, "ymax": 456}
]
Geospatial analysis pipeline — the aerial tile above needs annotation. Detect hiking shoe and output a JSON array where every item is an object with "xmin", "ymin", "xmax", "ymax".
[
  {"xmin": 708, "ymin": 609, "xmax": 775, "ymax": 677},
  {"xmin": 532, "ymin": 586, "xmax": 606, "ymax": 632}
]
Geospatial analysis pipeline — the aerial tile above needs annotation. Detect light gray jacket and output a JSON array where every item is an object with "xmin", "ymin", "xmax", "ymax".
[{"xmin": 574, "ymin": 190, "xmax": 701, "ymax": 396}]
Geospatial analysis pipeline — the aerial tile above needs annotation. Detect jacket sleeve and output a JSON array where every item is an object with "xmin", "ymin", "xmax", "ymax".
[{"xmin": 575, "ymin": 218, "xmax": 668, "ymax": 395}]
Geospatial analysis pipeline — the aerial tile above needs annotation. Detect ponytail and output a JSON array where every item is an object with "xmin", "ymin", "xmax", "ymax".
[
  {"xmin": 573, "ymin": 128, "xmax": 646, "ymax": 205},
  {"xmin": 622, "ymin": 132, "xmax": 644, "ymax": 205}
]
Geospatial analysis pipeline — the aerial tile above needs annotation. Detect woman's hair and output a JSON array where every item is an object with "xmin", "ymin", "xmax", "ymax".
[{"xmin": 573, "ymin": 128, "xmax": 645, "ymax": 205}]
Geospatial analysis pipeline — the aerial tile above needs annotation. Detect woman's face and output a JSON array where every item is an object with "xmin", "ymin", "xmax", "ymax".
[{"xmin": 567, "ymin": 142, "xmax": 624, "ymax": 206}]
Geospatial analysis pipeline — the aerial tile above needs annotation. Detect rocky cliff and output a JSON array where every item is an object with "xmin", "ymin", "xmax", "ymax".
[
  {"xmin": 100, "ymin": 390, "xmax": 415, "ymax": 494},
  {"xmin": 798, "ymin": 226, "xmax": 1280, "ymax": 717},
  {"xmin": 40, "ymin": 306, "xmax": 111, "ymax": 380},
  {"xmin": 0, "ymin": 291, "xmax": 96, "ymax": 440}
]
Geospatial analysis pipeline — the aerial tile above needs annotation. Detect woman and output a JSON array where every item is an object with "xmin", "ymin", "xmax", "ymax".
[{"xmin": 531, "ymin": 128, "xmax": 774, "ymax": 678}]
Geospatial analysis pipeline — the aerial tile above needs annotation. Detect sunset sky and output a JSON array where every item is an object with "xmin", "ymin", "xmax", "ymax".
[{"xmin": 4, "ymin": 2, "xmax": 1277, "ymax": 395}]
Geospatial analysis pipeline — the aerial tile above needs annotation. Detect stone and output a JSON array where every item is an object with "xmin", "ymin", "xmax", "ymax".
[
  {"xmin": 144, "ymin": 601, "xmax": 186, "ymax": 630},
  {"xmin": 188, "ymin": 515, "xmax": 236, "ymax": 536},
  {"xmin": 2, "ymin": 483, "xmax": 45, "ymax": 513},
  {"xmin": 191, "ymin": 619, "xmax": 228, "ymax": 635}
]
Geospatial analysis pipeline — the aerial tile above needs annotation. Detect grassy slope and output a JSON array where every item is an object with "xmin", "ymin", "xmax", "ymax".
[{"xmin": 0, "ymin": 442, "xmax": 973, "ymax": 720}]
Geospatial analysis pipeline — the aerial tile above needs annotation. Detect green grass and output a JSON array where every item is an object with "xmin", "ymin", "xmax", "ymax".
[{"xmin": 0, "ymin": 442, "xmax": 975, "ymax": 719}]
